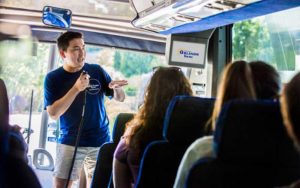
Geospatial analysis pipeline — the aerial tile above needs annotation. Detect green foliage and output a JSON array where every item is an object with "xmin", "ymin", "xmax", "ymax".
[
  {"xmin": 233, "ymin": 19, "xmax": 295, "ymax": 70},
  {"xmin": 0, "ymin": 39, "xmax": 49, "ymax": 112},
  {"xmin": 269, "ymin": 32, "xmax": 295, "ymax": 70},
  {"xmin": 233, "ymin": 19, "xmax": 273, "ymax": 63},
  {"xmin": 113, "ymin": 51, "xmax": 121, "ymax": 70},
  {"xmin": 124, "ymin": 86, "xmax": 137, "ymax": 96},
  {"xmin": 113, "ymin": 51, "xmax": 164, "ymax": 78}
]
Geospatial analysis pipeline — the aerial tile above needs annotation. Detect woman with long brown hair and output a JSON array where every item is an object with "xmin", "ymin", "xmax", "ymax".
[
  {"xmin": 174, "ymin": 60, "xmax": 257, "ymax": 188},
  {"xmin": 113, "ymin": 67, "xmax": 193, "ymax": 188}
]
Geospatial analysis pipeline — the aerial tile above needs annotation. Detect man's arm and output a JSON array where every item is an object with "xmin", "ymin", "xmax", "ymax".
[
  {"xmin": 46, "ymin": 72, "xmax": 90, "ymax": 120},
  {"xmin": 108, "ymin": 80, "xmax": 128, "ymax": 102}
]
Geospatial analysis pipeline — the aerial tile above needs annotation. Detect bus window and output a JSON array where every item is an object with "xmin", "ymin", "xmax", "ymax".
[
  {"xmin": 0, "ymin": 38, "xmax": 166, "ymax": 167},
  {"xmin": 80, "ymin": 45, "xmax": 167, "ymax": 131},
  {"xmin": 0, "ymin": 39, "xmax": 51, "ymax": 157},
  {"xmin": 232, "ymin": 6, "xmax": 300, "ymax": 83}
]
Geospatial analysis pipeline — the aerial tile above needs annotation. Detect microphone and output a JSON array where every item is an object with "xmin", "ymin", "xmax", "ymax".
[{"xmin": 82, "ymin": 70, "xmax": 90, "ymax": 90}]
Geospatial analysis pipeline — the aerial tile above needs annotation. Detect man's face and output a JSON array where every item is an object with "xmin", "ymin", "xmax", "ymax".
[{"xmin": 60, "ymin": 38, "xmax": 86, "ymax": 70}]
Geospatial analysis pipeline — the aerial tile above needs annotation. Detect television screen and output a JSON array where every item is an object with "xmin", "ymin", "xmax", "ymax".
[{"xmin": 167, "ymin": 36, "xmax": 208, "ymax": 69}]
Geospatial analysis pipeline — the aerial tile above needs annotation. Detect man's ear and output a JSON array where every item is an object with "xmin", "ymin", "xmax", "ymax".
[{"xmin": 59, "ymin": 50, "xmax": 66, "ymax": 59}]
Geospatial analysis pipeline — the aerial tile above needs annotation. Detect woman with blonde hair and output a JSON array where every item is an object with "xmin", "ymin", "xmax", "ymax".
[
  {"xmin": 113, "ymin": 67, "xmax": 193, "ymax": 188},
  {"xmin": 174, "ymin": 60, "xmax": 257, "ymax": 188},
  {"xmin": 209, "ymin": 60, "xmax": 256, "ymax": 130}
]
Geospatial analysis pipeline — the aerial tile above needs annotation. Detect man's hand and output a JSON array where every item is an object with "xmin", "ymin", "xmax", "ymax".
[
  {"xmin": 108, "ymin": 80, "xmax": 128, "ymax": 89},
  {"xmin": 108, "ymin": 80, "xmax": 128, "ymax": 102},
  {"xmin": 74, "ymin": 72, "xmax": 90, "ymax": 91}
]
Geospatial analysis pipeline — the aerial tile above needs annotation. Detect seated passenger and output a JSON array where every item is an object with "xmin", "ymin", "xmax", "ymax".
[
  {"xmin": 0, "ymin": 79, "xmax": 28, "ymax": 162},
  {"xmin": 173, "ymin": 60, "xmax": 257, "ymax": 188},
  {"xmin": 113, "ymin": 67, "xmax": 193, "ymax": 188},
  {"xmin": 280, "ymin": 72, "xmax": 300, "ymax": 188},
  {"xmin": 8, "ymin": 124, "xmax": 28, "ymax": 163},
  {"xmin": 174, "ymin": 60, "xmax": 282, "ymax": 188},
  {"xmin": 249, "ymin": 60, "xmax": 280, "ymax": 100},
  {"xmin": 0, "ymin": 78, "xmax": 41, "ymax": 187}
]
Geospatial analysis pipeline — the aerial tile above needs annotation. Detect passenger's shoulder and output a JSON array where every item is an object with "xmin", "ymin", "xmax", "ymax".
[{"xmin": 192, "ymin": 136, "xmax": 213, "ymax": 147}]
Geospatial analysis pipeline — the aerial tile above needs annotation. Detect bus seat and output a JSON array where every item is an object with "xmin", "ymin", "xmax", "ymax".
[
  {"xmin": 91, "ymin": 113, "xmax": 134, "ymax": 188},
  {"xmin": 135, "ymin": 96, "xmax": 214, "ymax": 188},
  {"xmin": 186, "ymin": 100, "xmax": 300, "ymax": 188}
]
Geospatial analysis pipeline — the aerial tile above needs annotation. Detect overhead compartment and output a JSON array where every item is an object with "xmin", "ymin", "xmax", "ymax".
[{"xmin": 129, "ymin": 0, "xmax": 300, "ymax": 34}]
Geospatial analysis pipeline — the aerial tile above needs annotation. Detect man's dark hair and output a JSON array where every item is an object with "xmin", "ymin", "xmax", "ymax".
[{"xmin": 57, "ymin": 31, "xmax": 83, "ymax": 51}]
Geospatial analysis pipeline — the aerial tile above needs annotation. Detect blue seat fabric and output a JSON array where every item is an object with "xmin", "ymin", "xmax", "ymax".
[
  {"xmin": 91, "ymin": 113, "xmax": 134, "ymax": 188},
  {"xmin": 186, "ymin": 100, "xmax": 300, "ymax": 188},
  {"xmin": 135, "ymin": 96, "xmax": 214, "ymax": 188}
]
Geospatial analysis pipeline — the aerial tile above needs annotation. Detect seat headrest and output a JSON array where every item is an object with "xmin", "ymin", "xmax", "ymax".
[
  {"xmin": 112, "ymin": 113, "xmax": 134, "ymax": 143},
  {"xmin": 214, "ymin": 100, "xmax": 299, "ymax": 165},
  {"xmin": 163, "ymin": 96, "xmax": 214, "ymax": 145}
]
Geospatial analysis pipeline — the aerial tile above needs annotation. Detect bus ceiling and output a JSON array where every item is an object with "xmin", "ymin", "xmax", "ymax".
[
  {"xmin": 130, "ymin": 0, "xmax": 300, "ymax": 34},
  {"xmin": 0, "ymin": 2, "xmax": 166, "ymax": 54},
  {"xmin": 1, "ymin": 0, "xmax": 300, "ymax": 53}
]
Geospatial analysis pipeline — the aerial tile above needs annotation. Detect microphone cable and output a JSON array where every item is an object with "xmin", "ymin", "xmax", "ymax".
[{"xmin": 65, "ymin": 72, "xmax": 88, "ymax": 188}]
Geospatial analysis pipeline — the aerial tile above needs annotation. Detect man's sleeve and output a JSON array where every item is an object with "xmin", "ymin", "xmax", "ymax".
[
  {"xmin": 43, "ymin": 74, "xmax": 56, "ymax": 110},
  {"xmin": 99, "ymin": 66, "xmax": 114, "ymax": 98}
]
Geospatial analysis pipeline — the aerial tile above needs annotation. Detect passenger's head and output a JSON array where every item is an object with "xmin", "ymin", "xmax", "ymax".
[
  {"xmin": 143, "ymin": 67, "xmax": 193, "ymax": 117},
  {"xmin": 280, "ymin": 72, "xmax": 300, "ymax": 148},
  {"xmin": 57, "ymin": 31, "xmax": 83, "ymax": 51},
  {"xmin": 249, "ymin": 61, "xmax": 280, "ymax": 100},
  {"xmin": 211, "ymin": 60, "xmax": 256, "ymax": 129},
  {"xmin": 126, "ymin": 67, "xmax": 192, "ymax": 148},
  {"xmin": 0, "ymin": 79, "xmax": 9, "ymax": 158},
  {"xmin": 0, "ymin": 78, "xmax": 9, "ymax": 130}
]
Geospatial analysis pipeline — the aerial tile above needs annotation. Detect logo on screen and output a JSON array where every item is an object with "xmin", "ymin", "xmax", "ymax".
[{"xmin": 179, "ymin": 50, "xmax": 199, "ymax": 59}]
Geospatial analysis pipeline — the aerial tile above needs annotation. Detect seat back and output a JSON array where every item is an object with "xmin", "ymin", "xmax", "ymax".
[
  {"xmin": 135, "ymin": 96, "xmax": 214, "ymax": 188},
  {"xmin": 163, "ymin": 96, "xmax": 215, "ymax": 147},
  {"xmin": 187, "ymin": 100, "xmax": 300, "ymax": 187},
  {"xmin": 91, "ymin": 113, "xmax": 134, "ymax": 188},
  {"xmin": 214, "ymin": 100, "xmax": 300, "ymax": 168}
]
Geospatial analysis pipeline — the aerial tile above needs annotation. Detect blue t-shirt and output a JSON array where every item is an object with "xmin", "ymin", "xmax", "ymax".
[{"xmin": 44, "ymin": 63, "xmax": 113, "ymax": 147}]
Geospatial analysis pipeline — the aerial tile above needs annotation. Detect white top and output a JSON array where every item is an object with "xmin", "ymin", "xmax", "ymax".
[{"xmin": 173, "ymin": 136, "xmax": 214, "ymax": 188}]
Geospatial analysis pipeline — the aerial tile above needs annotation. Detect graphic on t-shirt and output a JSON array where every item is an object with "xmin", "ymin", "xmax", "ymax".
[{"xmin": 87, "ymin": 78, "xmax": 101, "ymax": 95}]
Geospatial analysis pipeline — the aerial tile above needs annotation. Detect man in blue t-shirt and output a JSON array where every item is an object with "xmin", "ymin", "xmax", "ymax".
[{"xmin": 44, "ymin": 31, "xmax": 128, "ymax": 188}]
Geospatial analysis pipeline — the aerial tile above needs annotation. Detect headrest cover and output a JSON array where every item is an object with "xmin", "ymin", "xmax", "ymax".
[
  {"xmin": 112, "ymin": 113, "xmax": 134, "ymax": 143},
  {"xmin": 214, "ymin": 100, "xmax": 299, "ymax": 165},
  {"xmin": 163, "ymin": 95, "xmax": 214, "ymax": 145}
]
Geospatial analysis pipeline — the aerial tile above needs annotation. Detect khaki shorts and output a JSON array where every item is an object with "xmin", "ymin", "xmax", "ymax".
[{"xmin": 53, "ymin": 144, "xmax": 100, "ymax": 181}]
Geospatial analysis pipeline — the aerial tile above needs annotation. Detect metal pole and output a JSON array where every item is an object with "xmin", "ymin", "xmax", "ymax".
[
  {"xmin": 27, "ymin": 90, "xmax": 33, "ymax": 144},
  {"xmin": 39, "ymin": 44, "xmax": 56, "ymax": 149}
]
